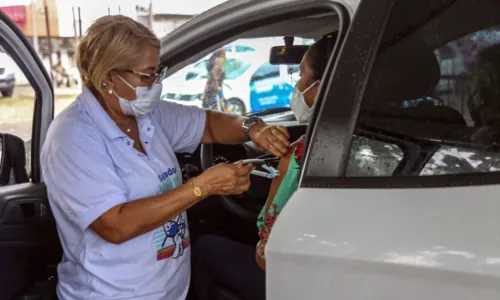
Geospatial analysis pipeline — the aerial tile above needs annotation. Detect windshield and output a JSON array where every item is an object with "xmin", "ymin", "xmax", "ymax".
[
  {"xmin": 161, "ymin": 37, "xmax": 314, "ymax": 115},
  {"xmin": 195, "ymin": 58, "xmax": 252, "ymax": 80}
]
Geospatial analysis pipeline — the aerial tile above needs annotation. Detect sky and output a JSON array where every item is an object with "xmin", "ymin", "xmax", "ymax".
[
  {"xmin": 0, "ymin": 0, "xmax": 226, "ymax": 14},
  {"xmin": 0, "ymin": 0, "xmax": 228, "ymax": 37}
]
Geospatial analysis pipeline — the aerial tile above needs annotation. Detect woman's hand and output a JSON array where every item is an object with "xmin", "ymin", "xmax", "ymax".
[
  {"xmin": 196, "ymin": 161, "xmax": 253, "ymax": 196},
  {"xmin": 249, "ymin": 124, "xmax": 290, "ymax": 157}
]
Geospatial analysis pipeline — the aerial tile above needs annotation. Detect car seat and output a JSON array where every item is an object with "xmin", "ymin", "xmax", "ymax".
[
  {"xmin": 0, "ymin": 133, "xmax": 30, "ymax": 186},
  {"xmin": 359, "ymin": 33, "xmax": 467, "ymax": 126}
]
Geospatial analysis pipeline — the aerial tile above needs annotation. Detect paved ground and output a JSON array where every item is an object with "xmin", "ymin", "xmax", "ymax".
[
  {"xmin": 13, "ymin": 84, "xmax": 81, "ymax": 98},
  {"xmin": 0, "ymin": 85, "xmax": 79, "ymax": 141}
]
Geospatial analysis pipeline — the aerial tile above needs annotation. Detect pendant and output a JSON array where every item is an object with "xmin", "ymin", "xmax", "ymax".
[{"xmin": 126, "ymin": 128, "xmax": 131, "ymax": 133}]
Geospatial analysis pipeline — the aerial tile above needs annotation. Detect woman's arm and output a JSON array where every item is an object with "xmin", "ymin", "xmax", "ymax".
[
  {"xmin": 201, "ymin": 110, "xmax": 249, "ymax": 144},
  {"xmin": 91, "ymin": 181, "xmax": 203, "ymax": 244},
  {"xmin": 255, "ymin": 147, "xmax": 295, "ymax": 271},
  {"xmin": 201, "ymin": 110, "xmax": 290, "ymax": 157},
  {"xmin": 91, "ymin": 162, "xmax": 253, "ymax": 244}
]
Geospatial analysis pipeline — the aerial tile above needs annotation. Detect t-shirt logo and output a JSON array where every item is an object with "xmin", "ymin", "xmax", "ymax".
[
  {"xmin": 153, "ymin": 168, "xmax": 190, "ymax": 260},
  {"xmin": 159, "ymin": 214, "xmax": 189, "ymax": 259}
]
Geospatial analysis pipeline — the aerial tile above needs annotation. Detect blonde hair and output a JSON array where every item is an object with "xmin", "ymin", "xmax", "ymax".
[{"xmin": 76, "ymin": 15, "xmax": 160, "ymax": 94}]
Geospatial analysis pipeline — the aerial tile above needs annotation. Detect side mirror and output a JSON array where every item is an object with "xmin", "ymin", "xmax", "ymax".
[
  {"xmin": 269, "ymin": 45, "xmax": 309, "ymax": 65},
  {"xmin": 0, "ymin": 133, "xmax": 29, "ymax": 186}
]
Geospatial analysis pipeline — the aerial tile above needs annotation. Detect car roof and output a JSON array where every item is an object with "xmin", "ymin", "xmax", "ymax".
[{"xmin": 160, "ymin": 0, "xmax": 357, "ymax": 77}]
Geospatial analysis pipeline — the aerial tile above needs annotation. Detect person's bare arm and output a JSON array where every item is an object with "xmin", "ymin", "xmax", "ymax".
[
  {"xmin": 90, "ymin": 182, "xmax": 201, "ymax": 244},
  {"xmin": 255, "ymin": 147, "xmax": 295, "ymax": 271},
  {"xmin": 201, "ymin": 110, "xmax": 290, "ymax": 157},
  {"xmin": 200, "ymin": 110, "xmax": 249, "ymax": 144},
  {"xmin": 90, "ymin": 162, "xmax": 252, "ymax": 244}
]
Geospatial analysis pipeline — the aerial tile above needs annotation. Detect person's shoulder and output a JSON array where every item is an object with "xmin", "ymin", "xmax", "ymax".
[
  {"xmin": 152, "ymin": 101, "xmax": 205, "ymax": 119},
  {"xmin": 42, "ymin": 96, "xmax": 103, "ymax": 159},
  {"xmin": 155, "ymin": 100, "xmax": 204, "ymax": 111},
  {"xmin": 292, "ymin": 135, "xmax": 306, "ymax": 164}
]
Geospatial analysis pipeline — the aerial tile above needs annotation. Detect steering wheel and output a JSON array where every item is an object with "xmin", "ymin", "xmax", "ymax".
[{"xmin": 200, "ymin": 143, "xmax": 272, "ymax": 222}]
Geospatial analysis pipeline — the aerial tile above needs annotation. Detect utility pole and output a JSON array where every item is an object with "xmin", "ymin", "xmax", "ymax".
[
  {"xmin": 78, "ymin": 7, "xmax": 82, "ymax": 38},
  {"xmin": 148, "ymin": 0, "xmax": 154, "ymax": 30},
  {"xmin": 43, "ymin": 0, "xmax": 54, "ymax": 82},
  {"xmin": 118, "ymin": 6, "xmax": 121, "ymax": 15},
  {"xmin": 31, "ymin": 0, "xmax": 38, "ymax": 54},
  {"xmin": 72, "ymin": 7, "xmax": 78, "ymax": 43}
]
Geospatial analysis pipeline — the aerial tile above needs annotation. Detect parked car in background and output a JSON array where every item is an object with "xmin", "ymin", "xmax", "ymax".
[
  {"xmin": 0, "ymin": 51, "xmax": 15, "ymax": 98},
  {"xmin": 161, "ymin": 48, "xmax": 299, "ymax": 114},
  {"xmin": 224, "ymin": 43, "xmax": 256, "ymax": 53}
]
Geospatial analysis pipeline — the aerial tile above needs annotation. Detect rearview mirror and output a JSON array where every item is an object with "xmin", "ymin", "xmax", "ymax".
[{"xmin": 269, "ymin": 45, "xmax": 309, "ymax": 65}]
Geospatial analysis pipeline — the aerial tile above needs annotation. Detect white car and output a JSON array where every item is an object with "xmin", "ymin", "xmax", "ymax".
[
  {"xmin": 162, "ymin": 52, "xmax": 299, "ymax": 114},
  {"xmin": 0, "ymin": 51, "xmax": 16, "ymax": 97}
]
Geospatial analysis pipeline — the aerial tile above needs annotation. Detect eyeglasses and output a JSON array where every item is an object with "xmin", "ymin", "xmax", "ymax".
[{"xmin": 121, "ymin": 69, "xmax": 160, "ymax": 86}]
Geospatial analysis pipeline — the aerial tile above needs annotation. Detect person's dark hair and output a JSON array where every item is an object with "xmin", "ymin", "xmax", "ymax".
[
  {"xmin": 468, "ymin": 43, "xmax": 500, "ymax": 125},
  {"xmin": 206, "ymin": 48, "xmax": 226, "ymax": 72},
  {"xmin": 306, "ymin": 33, "xmax": 337, "ymax": 80}
]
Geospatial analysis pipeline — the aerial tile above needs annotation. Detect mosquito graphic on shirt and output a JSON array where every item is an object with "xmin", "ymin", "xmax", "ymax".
[{"xmin": 162, "ymin": 214, "xmax": 187, "ymax": 258}]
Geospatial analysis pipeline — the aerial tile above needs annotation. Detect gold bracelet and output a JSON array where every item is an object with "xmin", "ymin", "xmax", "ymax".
[{"xmin": 189, "ymin": 180, "xmax": 203, "ymax": 199}]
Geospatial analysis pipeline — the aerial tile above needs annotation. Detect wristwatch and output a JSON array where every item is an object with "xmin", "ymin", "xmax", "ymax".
[{"xmin": 242, "ymin": 116, "xmax": 263, "ymax": 141}]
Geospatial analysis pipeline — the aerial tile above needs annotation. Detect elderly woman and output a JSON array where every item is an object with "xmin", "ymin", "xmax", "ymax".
[{"xmin": 40, "ymin": 15, "xmax": 290, "ymax": 300}]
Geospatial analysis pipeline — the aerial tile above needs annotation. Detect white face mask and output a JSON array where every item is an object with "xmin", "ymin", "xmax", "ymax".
[
  {"xmin": 114, "ymin": 74, "xmax": 162, "ymax": 117},
  {"xmin": 291, "ymin": 81, "xmax": 319, "ymax": 124}
]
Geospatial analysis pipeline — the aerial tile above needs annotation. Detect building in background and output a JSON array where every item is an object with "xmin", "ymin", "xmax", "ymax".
[
  {"xmin": 0, "ymin": 5, "xmax": 28, "ymax": 31},
  {"xmin": 135, "ymin": 5, "xmax": 192, "ymax": 38},
  {"xmin": 0, "ymin": 0, "xmax": 65, "ymax": 85},
  {"xmin": 0, "ymin": 0, "xmax": 229, "ymax": 85},
  {"xmin": 139, "ymin": 0, "xmax": 228, "ymax": 37}
]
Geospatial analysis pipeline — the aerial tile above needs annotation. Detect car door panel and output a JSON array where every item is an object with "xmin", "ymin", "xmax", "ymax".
[
  {"xmin": 0, "ymin": 183, "xmax": 59, "ymax": 300},
  {"xmin": 0, "ymin": 182, "xmax": 58, "ymax": 252}
]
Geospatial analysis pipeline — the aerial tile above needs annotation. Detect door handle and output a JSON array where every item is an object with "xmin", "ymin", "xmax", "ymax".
[{"xmin": 1, "ymin": 199, "xmax": 49, "ymax": 224}]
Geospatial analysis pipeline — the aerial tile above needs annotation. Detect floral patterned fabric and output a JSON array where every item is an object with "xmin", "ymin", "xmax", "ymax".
[{"xmin": 256, "ymin": 136, "xmax": 305, "ymax": 260}]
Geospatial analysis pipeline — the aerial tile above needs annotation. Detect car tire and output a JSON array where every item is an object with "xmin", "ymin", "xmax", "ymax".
[
  {"xmin": 1, "ymin": 88, "xmax": 13, "ymax": 98},
  {"xmin": 225, "ymin": 98, "xmax": 246, "ymax": 115}
]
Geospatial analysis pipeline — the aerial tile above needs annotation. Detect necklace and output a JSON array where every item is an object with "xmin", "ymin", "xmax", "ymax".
[{"xmin": 115, "ymin": 118, "xmax": 134, "ymax": 133}]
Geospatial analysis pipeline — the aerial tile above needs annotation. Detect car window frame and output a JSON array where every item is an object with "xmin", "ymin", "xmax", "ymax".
[
  {"xmin": 159, "ymin": 1, "xmax": 350, "ymax": 79},
  {"xmin": 300, "ymin": 0, "xmax": 393, "ymax": 184}
]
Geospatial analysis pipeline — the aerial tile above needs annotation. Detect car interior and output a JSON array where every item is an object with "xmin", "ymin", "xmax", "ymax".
[
  {"xmin": 173, "ymin": 12, "xmax": 341, "ymax": 300},
  {"xmin": 2, "ymin": 0, "xmax": 500, "ymax": 299}
]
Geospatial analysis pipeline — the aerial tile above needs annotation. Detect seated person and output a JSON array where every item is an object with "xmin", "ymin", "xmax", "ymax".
[
  {"xmin": 468, "ymin": 43, "xmax": 500, "ymax": 146},
  {"xmin": 192, "ymin": 35, "xmax": 335, "ymax": 300}
]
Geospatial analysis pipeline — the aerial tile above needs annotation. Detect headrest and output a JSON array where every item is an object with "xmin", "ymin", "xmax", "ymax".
[
  {"xmin": 360, "ymin": 37, "xmax": 441, "ymax": 114},
  {"xmin": 321, "ymin": 31, "xmax": 338, "ymax": 54},
  {"xmin": 382, "ymin": 102, "xmax": 467, "ymax": 125}
]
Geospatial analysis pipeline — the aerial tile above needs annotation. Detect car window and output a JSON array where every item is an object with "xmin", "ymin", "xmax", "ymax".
[
  {"xmin": 251, "ymin": 62, "xmax": 281, "ymax": 82},
  {"xmin": 347, "ymin": 136, "xmax": 403, "ymax": 177},
  {"xmin": 346, "ymin": 1, "xmax": 500, "ymax": 178},
  {"xmin": 198, "ymin": 58, "xmax": 252, "ymax": 80},
  {"xmin": 0, "ymin": 44, "xmax": 35, "ymax": 178},
  {"xmin": 235, "ymin": 45, "xmax": 255, "ymax": 52},
  {"xmin": 421, "ymin": 146, "xmax": 500, "ymax": 176},
  {"xmin": 161, "ymin": 37, "xmax": 313, "ymax": 115}
]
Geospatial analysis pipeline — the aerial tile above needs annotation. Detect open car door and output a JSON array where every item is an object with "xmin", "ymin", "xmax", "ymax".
[{"xmin": 0, "ymin": 10, "xmax": 59, "ymax": 300}]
